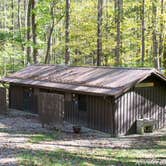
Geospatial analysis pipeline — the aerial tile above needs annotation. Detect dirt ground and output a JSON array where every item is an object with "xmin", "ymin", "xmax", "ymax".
[{"xmin": 0, "ymin": 110, "xmax": 165, "ymax": 166}]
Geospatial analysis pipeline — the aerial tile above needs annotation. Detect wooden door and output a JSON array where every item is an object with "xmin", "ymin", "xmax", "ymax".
[
  {"xmin": 9, "ymin": 85, "xmax": 23, "ymax": 110},
  {"xmin": 38, "ymin": 92, "xmax": 64, "ymax": 127}
]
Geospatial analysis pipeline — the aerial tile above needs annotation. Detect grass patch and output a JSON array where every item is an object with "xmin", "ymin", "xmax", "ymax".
[
  {"xmin": 29, "ymin": 131, "xmax": 61, "ymax": 144},
  {"xmin": 19, "ymin": 134, "xmax": 166, "ymax": 166},
  {"xmin": 19, "ymin": 147, "xmax": 165, "ymax": 166},
  {"xmin": 19, "ymin": 149, "xmax": 118, "ymax": 166}
]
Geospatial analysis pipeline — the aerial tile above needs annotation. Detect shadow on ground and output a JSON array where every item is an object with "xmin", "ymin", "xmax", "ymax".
[
  {"xmin": 0, "ymin": 110, "xmax": 165, "ymax": 166},
  {"xmin": 0, "ymin": 146, "xmax": 164, "ymax": 166}
]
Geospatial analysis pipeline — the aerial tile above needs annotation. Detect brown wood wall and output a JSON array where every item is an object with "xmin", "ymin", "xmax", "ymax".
[
  {"xmin": 65, "ymin": 101, "xmax": 79, "ymax": 125},
  {"xmin": 9, "ymin": 85, "xmax": 23, "ymax": 110},
  {"xmin": 114, "ymin": 86, "xmax": 166, "ymax": 136},
  {"xmin": 0, "ymin": 87, "xmax": 7, "ymax": 113},
  {"xmin": 9, "ymin": 84, "xmax": 38, "ymax": 113},
  {"xmin": 64, "ymin": 95, "xmax": 115, "ymax": 135},
  {"xmin": 9, "ymin": 82, "xmax": 166, "ymax": 137},
  {"xmin": 87, "ymin": 96, "xmax": 114, "ymax": 134},
  {"xmin": 9, "ymin": 87, "xmax": 115, "ymax": 134}
]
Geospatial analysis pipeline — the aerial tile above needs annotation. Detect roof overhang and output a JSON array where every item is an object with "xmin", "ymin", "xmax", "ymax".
[{"xmin": 0, "ymin": 77, "xmax": 122, "ymax": 97}]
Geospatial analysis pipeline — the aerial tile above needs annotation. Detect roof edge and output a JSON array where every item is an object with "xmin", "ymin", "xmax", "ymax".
[{"xmin": 26, "ymin": 64, "xmax": 156, "ymax": 70}]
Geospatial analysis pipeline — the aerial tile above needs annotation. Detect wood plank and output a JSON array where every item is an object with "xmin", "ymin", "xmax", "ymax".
[{"xmin": 0, "ymin": 87, "xmax": 7, "ymax": 114}]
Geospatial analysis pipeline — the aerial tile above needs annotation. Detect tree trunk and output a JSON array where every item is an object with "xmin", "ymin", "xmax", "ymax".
[
  {"xmin": 31, "ymin": 0, "xmax": 38, "ymax": 64},
  {"xmin": 159, "ymin": 0, "xmax": 164, "ymax": 68},
  {"xmin": 115, "ymin": 0, "xmax": 123, "ymax": 66},
  {"xmin": 11, "ymin": 0, "xmax": 14, "ymax": 33},
  {"xmin": 4, "ymin": 0, "xmax": 7, "ymax": 30},
  {"xmin": 97, "ymin": 0, "xmax": 103, "ymax": 66},
  {"xmin": 27, "ymin": 0, "xmax": 32, "ymax": 64},
  {"xmin": 104, "ymin": 0, "xmax": 109, "ymax": 66},
  {"xmin": 136, "ymin": 1, "xmax": 141, "ymax": 61},
  {"xmin": 163, "ymin": 39, "xmax": 166, "ymax": 73},
  {"xmin": 18, "ymin": 0, "xmax": 24, "ymax": 53},
  {"xmin": 45, "ymin": 2, "xmax": 55, "ymax": 64},
  {"xmin": 24, "ymin": 0, "xmax": 28, "ymax": 36},
  {"xmin": 152, "ymin": 0, "xmax": 159, "ymax": 69},
  {"xmin": 45, "ymin": 26, "xmax": 54, "ymax": 64},
  {"xmin": 141, "ymin": 0, "xmax": 145, "ymax": 66},
  {"xmin": 17, "ymin": 0, "xmax": 22, "ymax": 30},
  {"xmin": 65, "ymin": 0, "xmax": 70, "ymax": 65}
]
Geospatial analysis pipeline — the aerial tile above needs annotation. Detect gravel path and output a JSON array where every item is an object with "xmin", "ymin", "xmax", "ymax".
[{"xmin": 0, "ymin": 110, "xmax": 165, "ymax": 166}]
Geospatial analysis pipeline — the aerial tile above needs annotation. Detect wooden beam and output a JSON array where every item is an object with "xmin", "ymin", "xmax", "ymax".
[{"xmin": 135, "ymin": 82, "xmax": 154, "ymax": 88}]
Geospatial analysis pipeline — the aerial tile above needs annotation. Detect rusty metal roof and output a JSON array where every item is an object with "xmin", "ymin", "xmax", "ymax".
[{"xmin": 1, "ymin": 65, "xmax": 166, "ymax": 97}]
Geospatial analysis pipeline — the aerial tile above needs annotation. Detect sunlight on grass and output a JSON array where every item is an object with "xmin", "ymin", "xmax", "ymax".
[
  {"xmin": 19, "ymin": 146, "xmax": 166, "ymax": 166},
  {"xmin": 19, "ymin": 134, "xmax": 166, "ymax": 166},
  {"xmin": 29, "ymin": 131, "xmax": 61, "ymax": 144},
  {"xmin": 19, "ymin": 150, "xmax": 101, "ymax": 166}
]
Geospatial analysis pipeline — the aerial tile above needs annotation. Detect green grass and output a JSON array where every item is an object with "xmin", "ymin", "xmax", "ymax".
[
  {"xmin": 19, "ymin": 148, "xmax": 166, "ymax": 166},
  {"xmin": 29, "ymin": 131, "xmax": 61, "ymax": 144},
  {"xmin": 0, "ymin": 126, "xmax": 61, "ymax": 144},
  {"xmin": 19, "ymin": 135, "xmax": 166, "ymax": 166}
]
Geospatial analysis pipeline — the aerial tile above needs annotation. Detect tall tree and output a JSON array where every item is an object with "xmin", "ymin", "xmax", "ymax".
[
  {"xmin": 163, "ymin": 39, "xmax": 166, "ymax": 73},
  {"xmin": 115, "ymin": 0, "xmax": 123, "ymax": 66},
  {"xmin": 31, "ymin": 0, "xmax": 38, "ymax": 64},
  {"xmin": 141, "ymin": 0, "xmax": 145, "ymax": 66},
  {"xmin": 45, "ymin": 2, "xmax": 55, "ymax": 64},
  {"xmin": 45, "ymin": 1, "xmax": 64, "ymax": 64},
  {"xmin": 18, "ymin": 0, "xmax": 24, "ymax": 52},
  {"xmin": 104, "ymin": 0, "xmax": 109, "ymax": 66},
  {"xmin": 65, "ymin": 0, "xmax": 70, "ymax": 65},
  {"xmin": 24, "ymin": 0, "xmax": 28, "ymax": 28},
  {"xmin": 11, "ymin": 0, "xmax": 14, "ymax": 33},
  {"xmin": 152, "ymin": 0, "xmax": 159, "ymax": 68},
  {"xmin": 97, "ymin": 0, "xmax": 103, "ymax": 66},
  {"xmin": 17, "ymin": 0, "xmax": 21, "ymax": 32},
  {"xmin": 27, "ymin": 0, "xmax": 32, "ymax": 63},
  {"xmin": 159, "ymin": 0, "xmax": 164, "ymax": 67},
  {"xmin": 3, "ymin": 0, "xmax": 7, "ymax": 30}
]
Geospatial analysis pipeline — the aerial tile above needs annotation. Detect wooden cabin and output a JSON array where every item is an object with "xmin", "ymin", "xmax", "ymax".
[{"xmin": 0, "ymin": 65, "xmax": 166, "ymax": 136}]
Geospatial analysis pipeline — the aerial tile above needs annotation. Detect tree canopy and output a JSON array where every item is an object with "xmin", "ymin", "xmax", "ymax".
[{"xmin": 0, "ymin": 0, "xmax": 166, "ymax": 76}]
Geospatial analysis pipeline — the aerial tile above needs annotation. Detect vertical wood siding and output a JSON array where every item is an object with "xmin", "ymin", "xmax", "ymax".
[
  {"xmin": 64, "ymin": 101, "xmax": 79, "ymax": 125},
  {"xmin": 0, "ymin": 87, "xmax": 7, "ymax": 113},
  {"xmin": 87, "ymin": 96, "xmax": 114, "ymax": 134},
  {"xmin": 9, "ymin": 85, "xmax": 38, "ymax": 113},
  {"xmin": 115, "ymin": 86, "xmax": 166, "ymax": 136},
  {"xmin": 64, "ymin": 95, "xmax": 115, "ymax": 135},
  {"xmin": 9, "ymin": 85, "xmax": 23, "ymax": 110}
]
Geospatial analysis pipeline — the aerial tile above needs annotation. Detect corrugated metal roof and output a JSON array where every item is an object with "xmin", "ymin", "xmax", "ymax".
[{"xmin": 1, "ymin": 65, "xmax": 166, "ymax": 97}]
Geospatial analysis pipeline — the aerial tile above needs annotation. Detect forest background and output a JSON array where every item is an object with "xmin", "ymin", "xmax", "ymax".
[{"xmin": 0, "ymin": 0, "xmax": 166, "ymax": 76}]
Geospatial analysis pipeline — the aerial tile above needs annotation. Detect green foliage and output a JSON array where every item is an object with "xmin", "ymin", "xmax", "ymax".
[
  {"xmin": 0, "ymin": 0, "xmax": 166, "ymax": 76},
  {"xmin": 0, "ymin": 31, "xmax": 13, "ymax": 43}
]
